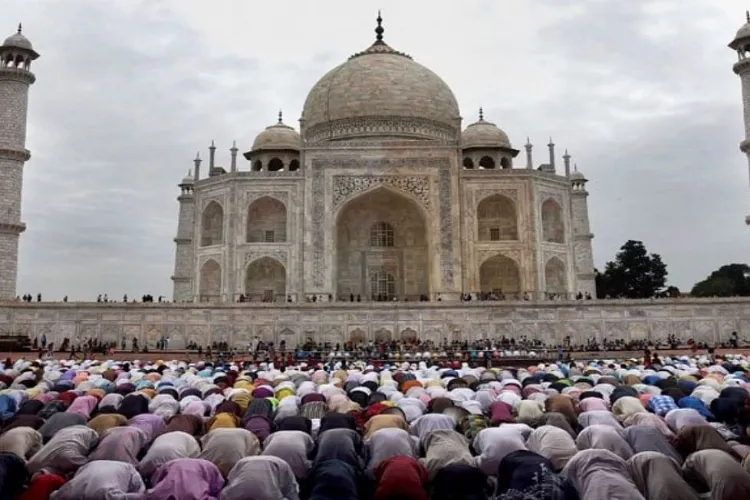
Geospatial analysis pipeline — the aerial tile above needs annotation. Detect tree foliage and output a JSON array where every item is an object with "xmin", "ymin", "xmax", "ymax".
[
  {"xmin": 595, "ymin": 240, "xmax": 668, "ymax": 299},
  {"xmin": 691, "ymin": 263, "xmax": 750, "ymax": 297}
]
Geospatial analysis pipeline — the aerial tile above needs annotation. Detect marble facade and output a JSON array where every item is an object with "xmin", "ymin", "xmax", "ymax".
[{"xmin": 2, "ymin": 297, "xmax": 749, "ymax": 350}]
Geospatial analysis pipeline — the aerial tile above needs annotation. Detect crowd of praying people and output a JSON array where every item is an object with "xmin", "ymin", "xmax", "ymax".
[{"xmin": 0, "ymin": 352, "xmax": 748, "ymax": 499}]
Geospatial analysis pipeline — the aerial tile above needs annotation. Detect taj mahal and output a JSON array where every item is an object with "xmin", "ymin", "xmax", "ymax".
[
  {"xmin": 169, "ymin": 15, "xmax": 596, "ymax": 305},
  {"xmin": 2, "ymin": 16, "xmax": 750, "ymax": 349}
]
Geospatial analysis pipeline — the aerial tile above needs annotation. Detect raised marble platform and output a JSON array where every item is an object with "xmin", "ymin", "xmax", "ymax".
[{"xmin": 1, "ymin": 297, "xmax": 748, "ymax": 349}]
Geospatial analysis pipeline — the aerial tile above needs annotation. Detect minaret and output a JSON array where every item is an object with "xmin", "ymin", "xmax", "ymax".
[
  {"xmin": 563, "ymin": 149, "xmax": 571, "ymax": 178},
  {"xmin": 171, "ymin": 167, "xmax": 196, "ymax": 302},
  {"xmin": 525, "ymin": 137, "xmax": 533, "ymax": 169},
  {"xmin": 547, "ymin": 137, "xmax": 556, "ymax": 172},
  {"xmin": 570, "ymin": 165, "xmax": 596, "ymax": 297},
  {"xmin": 230, "ymin": 140, "xmax": 238, "ymax": 173},
  {"xmin": 0, "ymin": 25, "xmax": 39, "ymax": 299},
  {"xmin": 729, "ymin": 13, "xmax": 750, "ymax": 225}
]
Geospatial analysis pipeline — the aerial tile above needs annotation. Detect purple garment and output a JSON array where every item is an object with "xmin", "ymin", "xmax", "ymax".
[
  {"xmin": 144, "ymin": 458, "xmax": 224, "ymax": 500},
  {"xmin": 129, "ymin": 413, "xmax": 166, "ymax": 442}
]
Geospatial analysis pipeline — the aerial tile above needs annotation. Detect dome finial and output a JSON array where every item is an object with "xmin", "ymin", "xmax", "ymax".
[
  {"xmin": 479, "ymin": 107, "xmax": 484, "ymax": 121},
  {"xmin": 278, "ymin": 109, "xmax": 283, "ymax": 124},
  {"xmin": 17, "ymin": 23, "xmax": 22, "ymax": 34},
  {"xmin": 746, "ymin": 10, "xmax": 749, "ymax": 22},
  {"xmin": 375, "ymin": 10, "xmax": 384, "ymax": 44}
]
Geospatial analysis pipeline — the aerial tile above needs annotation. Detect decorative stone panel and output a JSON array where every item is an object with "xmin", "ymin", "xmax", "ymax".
[{"xmin": 332, "ymin": 175, "xmax": 430, "ymax": 209}]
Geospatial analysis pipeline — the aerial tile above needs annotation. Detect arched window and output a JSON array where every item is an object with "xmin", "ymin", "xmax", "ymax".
[
  {"xmin": 479, "ymin": 156, "xmax": 496, "ymax": 169},
  {"xmin": 268, "ymin": 158, "xmax": 283, "ymax": 171},
  {"xmin": 542, "ymin": 199, "xmax": 565, "ymax": 243},
  {"xmin": 500, "ymin": 157, "xmax": 511, "ymax": 169},
  {"xmin": 370, "ymin": 268, "xmax": 396, "ymax": 301},
  {"xmin": 201, "ymin": 202, "xmax": 224, "ymax": 247},
  {"xmin": 463, "ymin": 157, "xmax": 474, "ymax": 169},
  {"xmin": 252, "ymin": 160, "xmax": 262, "ymax": 171},
  {"xmin": 477, "ymin": 195, "xmax": 518, "ymax": 241},
  {"xmin": 545, "ymin": 257, "xmax": 567, "ymax": 296},
  {"xmin": 199, "ymin": 259, "xmax": 221, "ymax": 302},
  {"xmin": 288, "ymin": 159, "xmax": 300, "ymax": 171},
  {"xmin": 369, "ymin": 222, "xmax": 394, "ymax": 247},
  {"xmin": 247, "ymin": 197, "xmax": 287, "ymax": 242}
]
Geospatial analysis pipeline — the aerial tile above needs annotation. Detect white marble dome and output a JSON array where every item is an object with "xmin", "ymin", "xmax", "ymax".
[
  {"xmin": 462, "ymin": 115, "xmax": 512, "ymax": 150},
  {"xmin": 251, "ymin": 118, "xmax": 300, "ymax": 152},
  {"xmin": 2, "ymin": 25, "xmax": 33, "ymax": 51},
  {"xmin": 301, "ymin": 39, "xmax": 460, "ymax": 142}
]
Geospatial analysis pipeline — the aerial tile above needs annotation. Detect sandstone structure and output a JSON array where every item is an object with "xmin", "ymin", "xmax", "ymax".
[
  {"xmin": 0, "ymin": 25, "xmax": 37, "ymax": 299},
  {"xmin": 1, "ymin": 298, "xmax": 748, "ymax": 350},
  {"xmin": 171, "ymin": 15, "xmax": 597, "ymax": 305}
]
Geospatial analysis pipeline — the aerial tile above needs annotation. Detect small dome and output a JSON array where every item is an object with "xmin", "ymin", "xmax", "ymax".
[
  {"xmin": 3, "ymin": 25, "xmax": 33, "ymax": 51},
  {"xmin": 729, "ymin": 15, "xmax": 750, "ymax": 49},
  {"xmin": 181, "ymin": 171, "xmax": 194, "ymax": 185},
  {"xmin": 570, "ymin": 170, "xmax": 586, "ymax": 181},
  {"xmin": 461, "ymin": 111, "xmax": 512, "ymax": 150},
  {"xmin": 251, "ymin": 114, "xmax": 300, "ymax": 153}
]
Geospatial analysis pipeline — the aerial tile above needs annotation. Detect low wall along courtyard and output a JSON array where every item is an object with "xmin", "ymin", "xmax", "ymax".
[{"xmin": 2, "ymin": 297, "xmax": 750, "ymax": 349}]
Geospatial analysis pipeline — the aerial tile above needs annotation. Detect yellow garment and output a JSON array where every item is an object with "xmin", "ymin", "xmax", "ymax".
[
  {"xmin": 275, "ymin": 388, "xmax": 295, "ymax": 401},
  {"xmin": 207, "ymin": 412, "xmax": 240, "ymax": 431},
  {"xmin": 230, "ymin": 393, "xmax": 251, "ymax": 412},
  {"xmin": 88, "ymin": 414, "xmax": 128, "ymax": 435},
  {"xmin": 233, "ymin": 380, "xmax": 254, "ymax": 392},
  {"xmin": 364, "ymin": 414, "xmax": 409, "ymax": 439}
]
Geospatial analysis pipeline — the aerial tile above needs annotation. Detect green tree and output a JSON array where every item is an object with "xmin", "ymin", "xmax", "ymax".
[
  {"xmin": 691, "ymin": 263, "xmax": 750, "ymax": 297},
  {"xmin": 595, "ymin": 240, "xmax": 668, "ymax": 299}
]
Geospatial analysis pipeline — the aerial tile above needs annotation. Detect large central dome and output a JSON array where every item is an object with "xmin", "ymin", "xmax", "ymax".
[{"xmin": 301, "ymin": 16, "xmax": 460, "ymax": 143}]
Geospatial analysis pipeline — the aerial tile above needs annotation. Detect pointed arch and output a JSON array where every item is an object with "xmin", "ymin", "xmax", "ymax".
[
  {"xmin": 199, "ymin": 259, "xmax": 222, "ymax": 302},
  {"xmin": 500, "ymin": 157, "xmax": 511, "ymax": 169},
  {"xmin": 289, "ymin": 159, "xmax": 300, "ymax": 171},
  {"xmin": 401, "ymin": 328, "xmax": 418, "ymax": 342},
  {"xmin": 268, "ymin": 158, "xmax": 283, "ymax": 171},
  {"xmin": 479, "ymin": 156, "xmax": 496, "ymax": 169},
  {"xmin": 545, "ymin": 257, "xmax": 567, "ymax": 295},
  {"xmin": 201, "ymin": 201, "xmax": 224, "ymax": 246},
  {"xmin": 477, "ymin": 194, "xmax": 517, "ymax": 241},
  {"xmin": 349, "ymin": 328, "xmax": 366, "ymax": 344},
  {"xmin": 247, "ymin": 196, "xmax": 287, "ymax": 243},
  {"xmin": 245, "ymin": 257, "xmax": 286, "ymax": 302},
  {"xmin": 479, "ymin": 254, "xmax": 521, "ymax": 297},
  {"xmin": 335, "ymin": 186, "xmax": 429, "ymax": 300},
  {"xmin": 374, "ymin": 328, "xmax": 392, "ymax": 342},
  {"xmin": 542, "ymin": 198, "xmax": 565, "ymax": 243},
  {"xmin": 463, "ymin": 157, "xmax": 474, "ymax": 169}
]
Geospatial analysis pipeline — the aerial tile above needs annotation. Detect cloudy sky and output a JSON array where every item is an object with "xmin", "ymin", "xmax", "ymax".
[{"xmin": 3, "ymin": 0, "xmax": 749, "ymax": 300}]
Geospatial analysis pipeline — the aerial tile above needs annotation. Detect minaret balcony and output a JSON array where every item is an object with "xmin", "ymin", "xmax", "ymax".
[{"xmin": 0, "ymin": 221, "xmax": 26, "ymax": 234}]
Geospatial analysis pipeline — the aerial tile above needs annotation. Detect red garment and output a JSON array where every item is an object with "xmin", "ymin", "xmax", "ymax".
[
  {"xmin": 374, "ymin": 456, "xmax": 428, "ymax": 500},
  {"xmin": 489, "ymin": 401, "xmax": 514, "ymax": 426},
  {"xmin": 57, "ymin": 391, "xmax": 78, "ymax": 408},
  {"xmin": 19, "ymin": 473, "xmax": 66, "ymax": 500}
]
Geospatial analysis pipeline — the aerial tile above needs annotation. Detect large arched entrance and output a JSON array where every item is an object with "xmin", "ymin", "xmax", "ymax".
[
  {"xmin": 335, "ymin": 187, "xmax": 429, "ymax": 301},
  {"xmin": 245, "ymin": 257, "xmax": 286, "ymax": 302},
  {"xmin": 199, "ymin": 259, "xmax": 221, "ymax": 302},
  {"xmin": 479, "ymin": 254, "xmax": 521, "ymax": 299}
]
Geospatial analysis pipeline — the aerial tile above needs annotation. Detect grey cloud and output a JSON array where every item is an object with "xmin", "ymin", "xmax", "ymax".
[{"xmin": 2, "ymin": 0, "xmax": 748, "ymax": 298}]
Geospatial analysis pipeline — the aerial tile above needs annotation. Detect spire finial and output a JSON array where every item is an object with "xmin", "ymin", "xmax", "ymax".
[
  {"xmin": 479, "ymin": 107, "xmax": 484, "ymax": 121},
  {"xmin": 746, "ymin": 10, "xmax": 749, "ymax": 22},
  {"xmin": 278, "ymin": 109, "xmax": 283, "ymax": 124},
  {"xmin": 17, "ymin": 23, "xmax": 22, "ymax": 34},
  {"xmin": 210, "ymin": 140, "xmax": 215, "ymax": 149},
  {"xmin": 549, "ymin": 136, "xmax": 554, "ymax": 145},
  {"xmin": 194, "ymin": 151, "xmax": 201, "ymax": 161},
  {"xmin": 526, "ymin": 136, "xmax": 531, "ymax": 146},
  {"xmin": 375, "ymin": 10, "xmax": 384, "ymax": 43},
  {"xmin": 232, "ymin": 140, "xmax": 237, "ymax": 149},
  {"xmin": 574, "ymin": 163, "xmax": 578, "ymax": 172}
]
